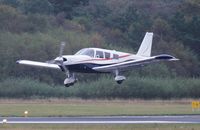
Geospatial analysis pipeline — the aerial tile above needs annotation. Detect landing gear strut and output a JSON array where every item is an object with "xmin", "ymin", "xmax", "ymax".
[{"xmin": 114, "ymin": 70, "xmax": 126, "ymax": 84}]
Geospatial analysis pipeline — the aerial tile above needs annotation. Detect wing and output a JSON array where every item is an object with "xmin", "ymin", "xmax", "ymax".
[
  {"xmin": 16, "ymin": 60, "xmax": 60, "ymax": 70},
  {"xmin": 92, "ymin": 54, "xmax": 178, "ymax": 72}
]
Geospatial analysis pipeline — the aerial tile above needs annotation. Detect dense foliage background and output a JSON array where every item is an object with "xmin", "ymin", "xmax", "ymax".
[{"xmin": 0, "ymin": 0, "xmax": 199, "ymax": 99}]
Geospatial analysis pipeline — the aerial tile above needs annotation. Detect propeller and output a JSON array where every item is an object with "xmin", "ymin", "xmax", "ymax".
[
  {"xmin": 54, "ymin": 41, "xmax": 66, "ymax": 64},
  {"xmin": 46, "ymin": 42, "xmax": 66, "ymax": 65},
  {"xmin": 45, "ymin": 42, "xmax": 68, "ymax": 73}
]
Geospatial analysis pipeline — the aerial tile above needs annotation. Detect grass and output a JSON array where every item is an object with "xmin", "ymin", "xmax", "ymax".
[
  {"xmin": 1, "ymin": 124, "xmax": 200, "ymax": 130},
  {"xmin": 0, "ymin": 99, "xmax": 200, "ymax": 117},
  {"xmin": 0, "ymin": 99, "xmax": 200, "ymax": 130}
]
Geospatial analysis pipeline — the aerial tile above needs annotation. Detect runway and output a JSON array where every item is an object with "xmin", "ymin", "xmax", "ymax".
[{"xmin": 1, "ymin": 115, "xmax": 200, "ymax": 124}]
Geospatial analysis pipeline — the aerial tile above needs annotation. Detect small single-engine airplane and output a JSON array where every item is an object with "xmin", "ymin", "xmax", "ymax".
[{"xmin": 17, "ymin": 32, "xmax": 178, "ymax": 87}]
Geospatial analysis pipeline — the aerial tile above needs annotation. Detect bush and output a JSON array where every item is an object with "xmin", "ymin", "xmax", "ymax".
[{"xmin": 0, "ymin": 76, "xmax": 200, "ymax": 99}]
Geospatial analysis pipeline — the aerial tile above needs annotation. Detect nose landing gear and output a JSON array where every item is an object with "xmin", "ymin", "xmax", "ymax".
[
  {"xmin": 64, "ymin": 72, "xmax": 77, "ymax": 87},
  {"xmin": 64, "ymin": 77, "xmax": 77, "ymax": 87}
]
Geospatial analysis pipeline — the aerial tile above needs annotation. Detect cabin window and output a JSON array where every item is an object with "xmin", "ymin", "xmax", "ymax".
[
  {"xmin": 105, "ymin": 52, "xmax": 110, "ymax": 59},
  {"xmin": 96, "ymin": 51, "xmax": 104, "ymax": 58},
  {"xmin": 113, "ymin": 54, "xmax": 119, "ymax": 59}
]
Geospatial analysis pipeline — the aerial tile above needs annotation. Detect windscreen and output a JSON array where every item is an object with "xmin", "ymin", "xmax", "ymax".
[{"xmin": 75, "ymin": 48, "xmax": 94, "ymax": 57}]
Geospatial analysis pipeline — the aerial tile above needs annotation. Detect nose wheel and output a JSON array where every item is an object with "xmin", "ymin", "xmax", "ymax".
[
  {"xmin": 64, "ymin": 72, "xmax": 77, "ymax": 87},
  {"xmin": 64, "ymin": 77, "xmax": 77, "ymax": 87}
]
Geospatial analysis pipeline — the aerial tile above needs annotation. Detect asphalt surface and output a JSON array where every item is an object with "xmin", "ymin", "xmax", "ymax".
[{"xmin": 1, "ymin": 115, "xmax": 200, "ymax": 124}]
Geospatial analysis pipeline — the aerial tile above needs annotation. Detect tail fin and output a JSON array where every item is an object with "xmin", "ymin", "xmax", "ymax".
[{"xmin": 136, "ymin": 32, "xmax": 153, "ymax": 57}]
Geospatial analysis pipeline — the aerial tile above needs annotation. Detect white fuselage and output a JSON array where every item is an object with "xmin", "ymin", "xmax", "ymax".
[{"xmin": 61, "ymin": 48, "xmax": 144, "ymax": 73}]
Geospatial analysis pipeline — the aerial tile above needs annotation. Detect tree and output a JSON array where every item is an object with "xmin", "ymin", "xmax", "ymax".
[
  {"xmin": 181, "ymin": 0, "xmax": 200, "ymax": 17},
  {"xmin": 152, "ymin": 18, "xmax": 171, "ymax": 40},
  {"xmin": 48, "ymin": 0, "xmax": 89, "ymax": 19},
  {"xmin": 171, "ymin": 2, "xmax": 200, "ymax": 53},
  {"xmin": 0, "ymin": 0, "xmax": 19, "ymax": 7},
  {"xmin": 0, "ymin": 5, "xmax": 25, "ymax": 33},
  {"xmin": 19, "ymin": 0, "xmax": 53, "ymax": 15}
]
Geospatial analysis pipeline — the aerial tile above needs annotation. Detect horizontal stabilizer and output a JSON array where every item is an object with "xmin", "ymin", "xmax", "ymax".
[{"xmin": 154, "ymin": 54, "xmax": 179, "ymax": 61}]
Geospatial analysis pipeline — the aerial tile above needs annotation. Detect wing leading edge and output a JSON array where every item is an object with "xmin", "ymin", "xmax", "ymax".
[{"xmin": 16, "ymin": 60, "xmax": 60, "ymax": 70}]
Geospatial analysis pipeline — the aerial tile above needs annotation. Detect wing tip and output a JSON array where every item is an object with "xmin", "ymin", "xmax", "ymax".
[{"xmin": 16, "ymin": 60, "xmax": 21, "ymax": 64}]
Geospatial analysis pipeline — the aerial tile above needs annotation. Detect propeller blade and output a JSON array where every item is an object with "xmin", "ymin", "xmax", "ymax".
[
  {"xmin": 46, "ymin": 42, "xmax": 66, "ymax": 64},
  {"xmin": 59, "ymin": 42, "xmax": 65, "ymax": 57}
]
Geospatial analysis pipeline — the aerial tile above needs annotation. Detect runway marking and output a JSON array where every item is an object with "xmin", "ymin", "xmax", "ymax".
[
  {"xmin": 1, "ymin": 116, "xmax": 200, "ymax": 124},
  {"xmin": 1, "ymin": 121, "xmax": 195, "ymax": 124}
]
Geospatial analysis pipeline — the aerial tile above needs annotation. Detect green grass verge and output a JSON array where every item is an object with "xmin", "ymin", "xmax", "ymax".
[
  {"xmin": 0, "ymin": 99, "xmax": 199, "ymax": 117},
  {"xmin": 1, "ymin": 124, "xmax": 200, "ymax": 130}
]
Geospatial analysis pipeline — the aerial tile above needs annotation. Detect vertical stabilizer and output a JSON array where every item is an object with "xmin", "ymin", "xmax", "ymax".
[{"xmin": 136, "ymin": 32, "xmax": 153, "ymax": 57}]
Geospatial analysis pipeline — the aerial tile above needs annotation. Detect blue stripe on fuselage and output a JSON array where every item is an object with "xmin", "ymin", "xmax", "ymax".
[{"xmin": 67, "ymin": 63, "xmax": 110, "ymax": 73}]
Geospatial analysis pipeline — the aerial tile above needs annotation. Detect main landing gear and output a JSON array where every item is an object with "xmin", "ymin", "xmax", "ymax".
[
  {"xmin": 114, "ymin": 70, "xmax": 126, "ymax": 84},
  {"xmin": 64, "ymin": 72, "xmax": 77, "ymax": 87}
]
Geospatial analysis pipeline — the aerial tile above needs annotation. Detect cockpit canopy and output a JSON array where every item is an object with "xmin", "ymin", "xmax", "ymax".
[{"xmin": 75, "ymin": 48, "xmax": 119, "ymax": 59}]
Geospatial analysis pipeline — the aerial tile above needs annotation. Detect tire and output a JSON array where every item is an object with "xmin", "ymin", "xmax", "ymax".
[
  {"xmin": 65, "ymin": 84, "xmax": 71, "ymax": 87},
  {"xmin": 117, "ymin": 80, "xmax": 123, "ymax": 84}
]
